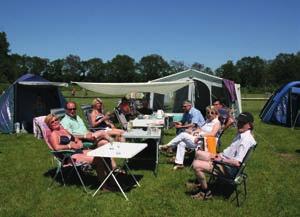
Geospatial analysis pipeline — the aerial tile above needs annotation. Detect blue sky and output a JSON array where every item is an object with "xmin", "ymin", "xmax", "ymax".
[{"xmin": 1, "ymin": 0, "xmax": 299, "ymax": 70}]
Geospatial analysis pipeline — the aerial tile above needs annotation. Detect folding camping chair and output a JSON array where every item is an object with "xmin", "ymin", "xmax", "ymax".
[
  {"xmin": 114, "ymin": 108, "xmax": 128, "ymax": 130},
  {"xmin": 80, "ymin": 104, "xmax": 107, "ymax": 132},
  {"xmin": 206, "ymin": 144, "xmax": 257, "ymax": 206},
  {"xmin": 50, "ymin": 108, "xmax": 66, "ymax": 119},
  {"xmin": 33, "ymin": 116, "xmax": 89, "ymax": 193}
]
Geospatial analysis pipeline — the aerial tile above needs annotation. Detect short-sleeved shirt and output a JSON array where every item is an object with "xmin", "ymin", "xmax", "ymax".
[
  {"xmin": 181, "ymin": 107, "xmax": 205, "ymax": 128},
  {"xmin": 221, "ymin": 130, "xmax": 256, "ymax": 162},
  {"xmin": 60, "ymin": 115, "xmax": 89, "ymax": 135}
]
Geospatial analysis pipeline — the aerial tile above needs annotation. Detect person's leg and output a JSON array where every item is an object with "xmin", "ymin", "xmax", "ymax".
[
  {"xmin": 163, "ymin": 132, "xmax": 192, "ymax": 148},
  {"xmin": 174, "ymin": 141, "xmax": 186, "ymax": 165},
  {"xmin": 194, "ymin": 150, "xmax": 214, "ymax": 161},
  {"xmin": 192, "ymin": 159, "xmax": 213, "ymax": 190},
  {"xmin": 174, "ymin": 135, "xmax": 196, "ymax": 165}
]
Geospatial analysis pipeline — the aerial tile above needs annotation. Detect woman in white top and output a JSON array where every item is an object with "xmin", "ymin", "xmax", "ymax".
[{"xmin": 160, "ymin": 105, "xmax": 221, "ymax": 170}]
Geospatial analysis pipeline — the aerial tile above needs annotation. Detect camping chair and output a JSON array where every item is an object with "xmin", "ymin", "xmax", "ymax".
[
  {"xmin": 206, "ymin": 144, "xmax": 257, "ymax": 206},
  {"xmin": 50, "ymin": 108, "xmax": 66, "ymax": 119},
  {"xmin": 114, "ymin": 108, "xmax": 128, "ymax": 130},
  {"xmin": 33, "ymin": 116, "xmax": 89, "ymax": 193},
  {"xmin": 80, "ymin": 104, "xmax": 107, "ymax": 132}
]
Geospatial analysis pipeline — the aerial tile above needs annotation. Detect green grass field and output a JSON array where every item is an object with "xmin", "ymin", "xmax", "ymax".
[{"xmin": 0, "ymin": 97, "xmax": 299, "ymax": 217}]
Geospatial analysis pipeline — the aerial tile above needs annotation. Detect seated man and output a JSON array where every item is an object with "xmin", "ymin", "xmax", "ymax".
[
  {"xmin": 190, "ymin": 112, "xmax": 256, "ymax": 200},
  {"xmin": 212, "ymin": 99, "xmax": 235, "ymax": 131},
  {"xmin": 61, "ymin": 101, "xmax": 119, "ymax": 170},
  {"xmin": 174, "ymin": 100, "xmax": 205, "ymax": 135},
  {"xmin": 60, "ymin": 101, "xmax": 109, "ymax": 146}
]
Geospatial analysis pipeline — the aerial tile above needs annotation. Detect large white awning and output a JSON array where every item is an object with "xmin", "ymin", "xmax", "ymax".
[{"xmin": 72, "ymin": 80, "xmax": 193, "ymax": 95}]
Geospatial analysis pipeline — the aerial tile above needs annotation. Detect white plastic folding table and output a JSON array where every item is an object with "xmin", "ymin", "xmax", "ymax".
[{"xmin": 87, "ymin": 142, "xmax": 147, "ymax": 200}]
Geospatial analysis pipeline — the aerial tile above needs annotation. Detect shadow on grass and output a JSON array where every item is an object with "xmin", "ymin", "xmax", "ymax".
[
  {"xmin": 43, "ymin": 167, "xmax": 144, "ymax": 192},
  {"xmin": 295, "ymin": 149, "xmax": 300, "ymax": 154},
  {"xmin": 184, "ymin": 181, "xmax": 244, "ymax": 205}
]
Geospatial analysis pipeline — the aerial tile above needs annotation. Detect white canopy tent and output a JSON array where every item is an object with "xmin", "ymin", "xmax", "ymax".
[{"xmin": 72, "ymin": 80, "xmax": 193, "ymax": 95}]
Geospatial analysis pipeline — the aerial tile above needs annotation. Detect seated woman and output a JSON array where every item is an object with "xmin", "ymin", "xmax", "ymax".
[
  {"xmin": 44, "ymin": 114, "xmax": 111, "ymax": 189},
  {"xmin": 90, "ymin": 98, "xmax": 125, "ymax": 140},
  {"xmin": 160, "ymin": 106, "xmax": 221, "ymax": 170}
]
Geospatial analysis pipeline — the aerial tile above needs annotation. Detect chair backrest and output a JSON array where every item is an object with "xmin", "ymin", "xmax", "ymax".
[
  {"xmin": 50, "ymin": 108, "xmax": 66, "ymax": 119},
  {"xmin": 80, "ymin": 104, "xmax": 93, "ymax": 128},
  {"xmin": 234, "ymin": 144, "xmax": 257, "ymax": 178},
  {"xmin": 114, "ymin": 108, "xmax": 128, "ymax": 130},
  {"xmin": 33, "ymin": 115, "xmax": 54, "ymax": 150}
]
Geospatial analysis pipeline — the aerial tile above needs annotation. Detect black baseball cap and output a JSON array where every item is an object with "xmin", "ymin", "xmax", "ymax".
[{"xmin": 237, "ymin": 112, "xmax": 254, "ymax": 124}]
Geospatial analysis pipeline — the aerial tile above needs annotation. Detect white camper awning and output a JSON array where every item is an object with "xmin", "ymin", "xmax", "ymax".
[
  {"xmin": 72, "ymin": 80, "xmax": 193, "ymax": 95},
  {"xmin": 18, "ymin": 81, "xmax": 68, "ymax": 87}
]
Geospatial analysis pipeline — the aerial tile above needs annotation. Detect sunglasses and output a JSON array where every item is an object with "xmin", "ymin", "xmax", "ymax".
[
  {"xmin": 50, "ymin": 118, "xmax": 59, "ymax": 124},
  {"xmin": 67, "ymin": 108, "xmax": 76, "ymax": 111}
]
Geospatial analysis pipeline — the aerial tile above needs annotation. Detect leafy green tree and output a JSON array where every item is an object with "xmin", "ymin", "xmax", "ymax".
[
  {"xmin": 215, "ymin": 61, "xmax": 239, "ymax": 83},
  {"xmin": 108, "ymin": 55, "xmax": 137, "ymax": 82},
  {"xmin": 43, "ymin": 59, "xmax": 64, "ymax": 81},
  {"xmin": 82, "ymin": 58, "xmax": 106, "ymax": 82},
  {"xmin": 169, "ymin": 60, "xmax": 188, "ymax": 74},
  {"xmin": 0, "ymin": 32, "xmax": 11, "ymax": 82},
  {"xmin": 268, "ymin": 53, "xmax": 300, "ymax": 86},
  {"xmin": 138, "ymin": 54, "xmax": 170, "ymax": 81},
  {"xmin": 62, "ymin": 55, "xmax": 82, "ymax": 81},
  {"xmin": 235, "ymin": 56, "xmax": 265, "ymax": 88},
  {"xmin": 203, "ymin": 67, "xmax": 213, "ymax": 75},
  {"xmin": 191, "ymin": 62, "xmax": 204, "ymax": 71}
]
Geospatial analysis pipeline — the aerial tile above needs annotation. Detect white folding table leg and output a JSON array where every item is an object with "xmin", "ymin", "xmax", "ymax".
[{"xmin": 93, "ymin": 157, "xmax": 129, "ymax": 200}]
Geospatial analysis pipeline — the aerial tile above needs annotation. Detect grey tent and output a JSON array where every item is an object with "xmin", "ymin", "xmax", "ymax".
[
  {"xmin": 150, "ymin": 69, "xmax": 241, "ymax": 116},
  {"xmin": 0, "ymin": 73, "xmax": 67, "ymax": 133}
]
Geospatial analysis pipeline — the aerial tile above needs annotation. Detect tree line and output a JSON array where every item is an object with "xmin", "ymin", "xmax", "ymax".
[{"xmin": 1, "ymin": 31, "xmax": 299, "ymax": 91}]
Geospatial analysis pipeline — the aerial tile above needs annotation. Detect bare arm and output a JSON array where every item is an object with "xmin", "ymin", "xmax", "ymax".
[
  {"xmin": 213, "ymin": 154, "xmax": 241, "ymax": 167},
  {"xmin": 90, "ymin": 110, "xmax": 109, "ymax": 128},
  {"xmin": 49, "ymin": 131, "xmax": 83, "ymax": 151}
]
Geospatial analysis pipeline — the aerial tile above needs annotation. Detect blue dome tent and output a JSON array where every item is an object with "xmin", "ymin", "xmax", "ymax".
[
  {"xmin": 0, "ymin": 74, "xmax": 67, "ymax": 133},
  {"xmin": 260, "ymin": 81, "xmax": 300, "ymax": 128}
]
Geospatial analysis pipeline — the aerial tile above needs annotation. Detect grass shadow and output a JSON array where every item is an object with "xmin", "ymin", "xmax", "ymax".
[{"xmin": 44, "ymin": 166, "xmax": 144, "ymax": 192}]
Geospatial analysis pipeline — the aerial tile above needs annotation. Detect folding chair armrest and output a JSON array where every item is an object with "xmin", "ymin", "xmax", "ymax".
[
  {"xmin": 88, "ymin": 127, "xmax": 107, "ymax": 132},
  {"xmin": 212, "ymin": 160, "xmax": 239, "ymax": 168},
  {"xmin": 51, "ymin": 150, "xmax": 76, "ymax": 156},
  {"xmin": 83, "ymin": 142, "xmax": 94, "ymax": 149}
]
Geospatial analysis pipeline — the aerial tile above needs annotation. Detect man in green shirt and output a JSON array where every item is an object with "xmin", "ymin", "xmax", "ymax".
[{"xmin": 61, "ymin": 101, "xmax": 109, "ymax": 146}]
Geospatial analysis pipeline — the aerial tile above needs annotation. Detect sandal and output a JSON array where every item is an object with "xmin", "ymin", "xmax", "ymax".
[
  {"xmin": 191, "ymin": 190, "xmax": 212, "ymax": 200},
  {"xmin": 173, "ymin": 164, "xmax": 184, "ymax": 170}
]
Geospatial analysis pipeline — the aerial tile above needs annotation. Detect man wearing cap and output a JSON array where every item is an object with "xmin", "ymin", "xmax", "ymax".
[
  {"xmin": 190, "ymin": 112, "xmax": 256, "ymax": 199},
  {"xmin": 174, "ymin": 100, "xmax": 205, "ymax": 135}
]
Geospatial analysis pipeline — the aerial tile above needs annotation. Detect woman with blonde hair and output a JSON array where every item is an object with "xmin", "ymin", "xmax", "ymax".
[
  {"xmin": 44, "ymin": 114, "xmax": 112, "ymax": 189},
  {"xmin": 90, "ymin": 98, "xmax": 125, "ymax": 140}
]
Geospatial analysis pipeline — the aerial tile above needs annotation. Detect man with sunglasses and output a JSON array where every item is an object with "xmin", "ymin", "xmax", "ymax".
[
  {"xmin": 174, "ymin": 100, "xmax": 205, "ymax": 135},
  {"xmin": 61, "ymin": 101, "xmax": 108, "ymax": 144},
  {"xmin": 190, "ymin": 112, "xmax": 256, "ymax": 200}
]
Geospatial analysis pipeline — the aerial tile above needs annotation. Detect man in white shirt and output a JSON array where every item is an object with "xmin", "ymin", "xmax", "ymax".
[{"xmin": 190, "ymin": 112, "xmax": 256, "ymax": 199}]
